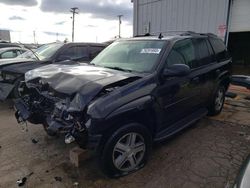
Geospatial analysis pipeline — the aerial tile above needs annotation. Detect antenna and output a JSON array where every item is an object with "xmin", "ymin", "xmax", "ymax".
[{"xmin": 158, "ymin": 33, "xmax": 163, "ymax": 39}]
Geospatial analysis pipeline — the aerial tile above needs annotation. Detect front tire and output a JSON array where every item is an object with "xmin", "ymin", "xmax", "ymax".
[
  {"xmin": 208, "ymin": 85, "xmax": 226, "ymax": 116},
  {"xmin": 99, "ymin": 123, "xmax": 152, "ymax": 178}
]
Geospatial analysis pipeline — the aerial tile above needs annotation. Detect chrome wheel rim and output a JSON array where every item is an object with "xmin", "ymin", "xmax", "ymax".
[
  {"xmin": 112, "ymin": 133, "xmax": 145, "ymax": 172},
  {"xmin": 215, "ymin": 88, "xmax": 224, "ymax": 111}
]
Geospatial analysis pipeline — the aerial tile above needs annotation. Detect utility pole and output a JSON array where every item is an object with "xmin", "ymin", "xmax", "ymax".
[
  {"xmin": 33, "ymin": 30, "xmax": 36, "ymax": 44},
  {"xmin": 118, "ymin": 15, "xmax": 123, "ymax": 38},
  {"xmin": 70, "ymin": 7, "xmax": 79, "ymax": 42}
]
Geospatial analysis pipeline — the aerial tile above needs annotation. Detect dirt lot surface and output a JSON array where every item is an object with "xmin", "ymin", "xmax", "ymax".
[{"xmin": 0, "ymin": 93, "xmax": 250, "ymax": 188}]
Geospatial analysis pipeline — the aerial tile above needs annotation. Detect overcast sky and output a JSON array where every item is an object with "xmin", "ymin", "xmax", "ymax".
[{"xmin": 0, "ymin": 0, "xmax": 133, "ymax": 43}]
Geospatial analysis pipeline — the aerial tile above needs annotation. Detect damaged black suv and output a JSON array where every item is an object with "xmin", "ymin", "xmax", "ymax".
[{"xmin": 15, "ymin": 32, "xmax": 231, "ymax": 177}]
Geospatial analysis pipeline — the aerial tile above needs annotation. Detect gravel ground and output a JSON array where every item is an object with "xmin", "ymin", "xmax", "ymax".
[{"xmin": 0, "ymin": 96, "xmax": 249, "ymax": 188}]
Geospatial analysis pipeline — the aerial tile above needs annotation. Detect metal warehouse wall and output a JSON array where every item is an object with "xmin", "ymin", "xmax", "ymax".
[
  {"xmin": 230, "ymin": 0, "xmax": 250, "ymax": 32},
  {"xmin": 133, "ymin": 0, "xmax": 230, "ymax": 37}
]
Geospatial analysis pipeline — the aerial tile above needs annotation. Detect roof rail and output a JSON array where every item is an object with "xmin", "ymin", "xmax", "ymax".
[
  {"xmin": 206, "ymin": 33, "xmax": 217, "ymax": 37},
  {"xmin": 134, "ymin": 33, "xmax": 154, "ymax": 37},
  {"xmin": 180, "ymin": 31, "xmax": 202, "ymax": 36}
]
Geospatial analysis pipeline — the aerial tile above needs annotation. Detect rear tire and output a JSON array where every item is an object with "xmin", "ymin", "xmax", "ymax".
[
  {"xmin": 99, "ymin": 123, "xmax": 152, "ymax": 178},
  {"xmin": 208, "ymin": 85, "xmax": 226, "ymax": 116}
]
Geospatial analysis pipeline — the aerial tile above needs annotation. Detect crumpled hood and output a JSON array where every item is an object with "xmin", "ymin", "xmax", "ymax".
[
  {"xmin": 26, "ymin": 63, "xmax": 140, "ymax": 95},
  {"xmin": 0, "ymin": 58, "xmax": 34, "ymax": 68},
  {"xmin": 26, "ymin": 64, "xmax": 141, "ymax": 112}
]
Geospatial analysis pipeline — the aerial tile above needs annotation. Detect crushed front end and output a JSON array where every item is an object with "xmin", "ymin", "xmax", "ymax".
[{"xmin": 14, "ymin": 80, "xmax": 89, "ymax": 148}]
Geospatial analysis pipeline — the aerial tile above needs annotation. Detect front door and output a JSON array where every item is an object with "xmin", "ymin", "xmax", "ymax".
[{"xmin": 155, "ymin": 39, "xmax": 202, "ymax": 132}]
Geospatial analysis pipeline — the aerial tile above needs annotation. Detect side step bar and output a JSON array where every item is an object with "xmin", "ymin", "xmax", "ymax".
[{"xmin": 154, "ymin": 108, "xmax": 208, "ymax": 142}]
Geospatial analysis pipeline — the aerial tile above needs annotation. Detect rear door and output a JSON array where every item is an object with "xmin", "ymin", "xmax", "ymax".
[
  {"xmin": 191, "ymin": 37, "xmax": 217, "ymax": 103},
  {"xmin": 209, "ymin": 36, "xmax": 232, "ymax": 90}
]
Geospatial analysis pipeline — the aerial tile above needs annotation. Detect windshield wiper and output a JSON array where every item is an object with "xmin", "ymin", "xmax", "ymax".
[{"xmin": 104, "ymin": 66, "xmax": 132, "ymax": 72}]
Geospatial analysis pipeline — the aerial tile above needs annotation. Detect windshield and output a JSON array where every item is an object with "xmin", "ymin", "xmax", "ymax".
[
  {"xmin": 91, "ymin": 40, "xmax": 166, "ymax": 73},
  {"xmin": 17, "ymin": 43, "xmax": 64, "ymax": 61}
]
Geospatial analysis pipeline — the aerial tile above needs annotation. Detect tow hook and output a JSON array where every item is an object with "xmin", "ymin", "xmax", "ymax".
[{"xmin": 65, "ymin": 133, "xmax": 75, "ymax": 144}]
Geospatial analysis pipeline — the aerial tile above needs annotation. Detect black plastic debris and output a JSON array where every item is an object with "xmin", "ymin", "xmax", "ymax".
[
  {"xmin": 54, "ymin": 176, "xmax": 62, "ymax": 182},
  {"xmin": 238, "ymin": 132, "xmax": 246, "ymax": 136},
  {"xmin": 226, "ymin": 92, "xmax": 237, "ymax": 99},
  {"xmin": 16, "ymin": 177, "xmax": 27, "ymax": 187},
  {"xmin": 231, "ymin": 75, "xmax": 250, "ymax": 89},
  {"xmin": 31, "ymin": 138, "xmax": 38, "ymax": 144},
  {"xmin": 16, "ymin": 172, "xmax": 34, "ymax": 186}
]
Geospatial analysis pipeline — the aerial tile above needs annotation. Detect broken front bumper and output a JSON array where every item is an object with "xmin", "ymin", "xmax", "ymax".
[
  {"xmin": 14, "ymin": 99, "xmax": 102, "ymax": 150},
  {"xmin": 14, "ymin": 99, "xmax": 32, "ymax": 123},
  {"xmin": 0, "ymin": 82, "xmax": 14, "ymax": 101}
]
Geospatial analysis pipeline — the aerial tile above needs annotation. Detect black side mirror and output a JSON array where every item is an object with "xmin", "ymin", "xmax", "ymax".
[
  {"xmin": 163, "ymin": 64, "xmax": 191, "ymax": 77},
  {"xmin": 56, "ymin": 55, "xmax": 71, "ymax": 62}
]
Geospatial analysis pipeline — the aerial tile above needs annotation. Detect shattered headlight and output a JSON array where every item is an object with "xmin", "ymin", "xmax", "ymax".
[{"xmin": 25, "ymin": 70, "xmax": 33, "ymax": 81}]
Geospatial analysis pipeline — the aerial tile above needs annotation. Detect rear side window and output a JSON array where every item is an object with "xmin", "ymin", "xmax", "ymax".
[
  {"xmin": 166, "ymin": 39, "xmax": 196, "ymax": 68},
  {"xmin": 193, "ymin": 38, "xmax": 213, "ymax": 66},
  {"xmin": 209, "ymin": 37, "xmax": 229, "ymax": 62},
  {"xmin": 61, "ymin": 46, "xmax": 89, "ymax": 61},
  {"xmin": 89, "ymin": 46, "xmax": 105, "ymax": 59},
  {"xmin": 1, "ymin": 50, "xmax": 17, "ymax": 58}
]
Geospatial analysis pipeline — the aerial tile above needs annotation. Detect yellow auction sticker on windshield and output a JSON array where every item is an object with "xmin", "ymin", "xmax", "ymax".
[{"xmin": 140, "ymin": 48, "xmax": 161, "ymax": 54}]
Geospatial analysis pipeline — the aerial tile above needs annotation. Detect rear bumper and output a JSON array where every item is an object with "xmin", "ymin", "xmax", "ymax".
[{"xmin": 0, "ymin": 82, "xmax": 14, "ymax": 101}]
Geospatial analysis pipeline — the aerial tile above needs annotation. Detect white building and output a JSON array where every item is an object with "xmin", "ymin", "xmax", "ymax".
[
  {"xmin": 132, "ymin": 0, "xmax": 250, "ymax": 65},
  {"xmin": 0, "ymin": 30, "xmax": 11, "ymax": 42}
]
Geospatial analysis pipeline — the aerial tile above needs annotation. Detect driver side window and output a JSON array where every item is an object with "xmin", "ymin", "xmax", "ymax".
[{"xmin": 166, "ymin": 39, "xmax": 195, "ymax": 67}]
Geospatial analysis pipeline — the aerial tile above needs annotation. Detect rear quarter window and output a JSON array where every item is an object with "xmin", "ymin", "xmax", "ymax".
[{"xmin": 209, "ymin": 37, "xmax": 230, "ymax": 62}]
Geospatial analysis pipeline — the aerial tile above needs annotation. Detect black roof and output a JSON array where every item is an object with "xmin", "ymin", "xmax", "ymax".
[
  {"xmin": 131, "ymin": 31, "xmax": 218, "ymax": 41},
  {"xmin": 63, "ymin": 42, "xmax": 107, "ymax": 47}
]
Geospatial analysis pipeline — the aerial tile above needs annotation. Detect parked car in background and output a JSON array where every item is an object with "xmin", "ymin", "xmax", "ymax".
[
  {"xmin": 234, "ymin": 155, "xmax": 250, "ymax": 188},
  {"xmin": 0, "ymin": 42, "xmax": 107, "ymax": 100},
  {"xmin": 0, "ymin": 42, "xmax": 22, "ymax": 49},
  {"xmin": 15, "ymin": 32, "xmax": 232, "ymax": 177},
  {"xmin": 0, "ymin": 47, "xmax": 27, "ymax": 59}
]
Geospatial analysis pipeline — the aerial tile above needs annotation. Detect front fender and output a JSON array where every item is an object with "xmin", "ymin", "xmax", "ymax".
[
  {"xmin": 106, "ymin": 95, "xmax": 153, "ymax": 119},
  {"xmin": 87, "ymin": 95, "xmax": 156, "ymax": 136}
]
